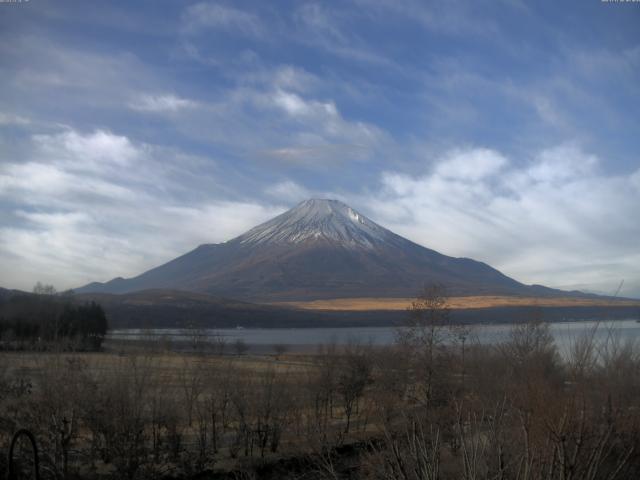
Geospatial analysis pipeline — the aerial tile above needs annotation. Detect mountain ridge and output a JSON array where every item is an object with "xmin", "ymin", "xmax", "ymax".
[{"xmin": 76, "ymin": 198, "xmax": 580, "ymax": 300}]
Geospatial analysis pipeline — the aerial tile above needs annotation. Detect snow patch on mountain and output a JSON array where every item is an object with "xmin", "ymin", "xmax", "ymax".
[{"xmin": 235, "ymin": 199, "xmax": 392, "ymax": 248}]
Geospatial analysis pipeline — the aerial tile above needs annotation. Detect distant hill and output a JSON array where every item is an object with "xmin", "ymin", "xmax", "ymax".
[
  {"xmin": 0, "ymin": 287, "xmax": 11, "ymax": 301},
  {"xmin": 77, "ymin": 199, "xmax": 586, "ymax": 301},
  {"xmin": 75, "ymin": 289, "xmax": 397, "ymax": 328},
  {"xmin": 0, "ymin": 286, "xmax": 24, "ymax": 301},
  {"xmin": 77, "ymin": 289, "xmax": 640, "ymax": 328}
]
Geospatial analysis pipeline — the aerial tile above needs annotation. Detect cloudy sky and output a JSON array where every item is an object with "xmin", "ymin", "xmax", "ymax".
[{"xmin": 1, "ymin": 0, "xmax": 639, "ymax": 297}]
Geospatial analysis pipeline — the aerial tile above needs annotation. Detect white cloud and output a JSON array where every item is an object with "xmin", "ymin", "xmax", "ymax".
[
  {"xmin": 364, "ymin": 145, "xmax": 640, "ymax": 297},
  {"xmin": 632, "ymin": 169, "xmax": 640, "ymax": 191},
  {"xmin": 265, "ymin": 180, "xmax": 311, "ymax": 203},
  {"xmin": 270, "ymin": 90, "xmax": 339, "ymax": 119},
  {"xmin": 0, "ymin": 214, "xmax": 136, "ymax": 289},
  {"xmin": 528, "ymin": 94, "xmax": 567, "ymax": 129},
  {"xmin": 159, "ymin": 202, "xmax": 284, "ymax": 245},
  {"xmin": 291, "ymin": 3, "xmax": 397, "ymax": 67},
  {"xmin": 526, "ymin": 144, "xmax": 598, "ymax": 183},
  {"xmin": 248, "ymin": 88, "xmax": 386, "ymax": 165},
  {"xmin": 0, "ymin": 130, "xmax": 148, "ymax": 209},
  {"xmin": 0, "ymin": 162, "xmax": 136, "ymax": 203},
  {"xmin": 2, "ymin": 32, "xmax": 388, "ymax": 175},
  {"xmin": 129, "ymin": 94, "xmax": 199, "ymax": 112},
  {"xmin": 15, "ymin": 210, "xmax": 92, "ymax": 229},
  {"xmin": 0, "ymin": 127, "xmax": 282, "ymax": 291},
  {"xmin": 7, "ymin": 36, "xmax": 150, "ymax": 98},
  {"xmin": 351, "ymin": 0, "xmax": 501, "ymax": 37},
  {"xmin": 33, "ymin": 129, "xmax": 140, "ymax": 169},
  {"xmin": 435, "ymin": 148, "xmax": 508, "ymax": 180},
  {"xmin": 295, "ymin": 4, "xmax": 346, "ymax": 43},
  {"xmin": 0, "ymin": 113, "xmax": 30, "ymax": 126},
  {"xmin": 181, "ymin": 3, "xmax": 263, "ymax": 36},
  {"xmin": 0, "ymin": 199, "xmax": 280, "ymax": 290},
  {"xmin": 271, "ymin": 66, "xmax": 319, "ymax": 92},
  {"xmin": 271, "ymin": 91, "xmax": 313, "ymax": 117}
]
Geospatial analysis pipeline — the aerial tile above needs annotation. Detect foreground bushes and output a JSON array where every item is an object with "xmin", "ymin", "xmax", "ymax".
[{"xmin": 2, "ymin": 319, "xmax": 640, "ymax": 479}]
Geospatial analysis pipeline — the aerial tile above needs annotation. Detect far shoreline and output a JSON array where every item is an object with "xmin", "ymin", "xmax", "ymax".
[{"xmin": 270, "ymin": 295, "xmax": 640, "ymax": 311}]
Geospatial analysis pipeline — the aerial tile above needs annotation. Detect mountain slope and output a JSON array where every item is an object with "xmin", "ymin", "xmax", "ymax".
[
  {"xmin": 77, "ymin": 199, "xmax": 564, "ymax": 300},
  {"xmin": 0, "ymin": 287, "xmax": 13, "ymax": 302}
]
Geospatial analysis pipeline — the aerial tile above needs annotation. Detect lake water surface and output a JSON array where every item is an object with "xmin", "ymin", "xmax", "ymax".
[{"xmin": 109, "ymin": 319, "xmax": 640, "ymax": 354}]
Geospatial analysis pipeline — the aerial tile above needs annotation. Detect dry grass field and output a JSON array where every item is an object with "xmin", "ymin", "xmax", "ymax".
[
  {"xmin": 0, "ymin": 350, "xmax": 312, "ymax": 392},
  {"xmin": 273, "ymin": 295, "xmax": 640, "ymax": 311}
]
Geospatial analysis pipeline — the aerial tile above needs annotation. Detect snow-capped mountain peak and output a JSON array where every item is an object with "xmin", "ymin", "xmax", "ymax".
[
  {"xmin": 77, "ymin": 197, "xmax": 537, "ymax": 299},
  {"xmin": 235, "ymin": 199, "xmax": 392, "ymax": 248}
]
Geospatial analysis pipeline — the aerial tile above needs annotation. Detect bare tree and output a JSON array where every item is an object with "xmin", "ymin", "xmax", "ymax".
[
  {"xmin": 337, "ymin": 343, "xmax": 372, "ymax": 434},
  {"xmin": 203, "ymin": 362, "xmax": 235, "ymax": 454},
  {"xmin": 179, "ymin": 357, "xmax": 205, "ymax": 427},
  {"xmin": 81, "ymin": 355, "xmax": 153, "ymax": 479},
  {"xmin": 211, "ymin": 332, "xmax": 227, "ymax": 356},
  {"xmin": 306, "ymin": 342, "xmax": 340, "ymax": 443},
  {"xmin": 272, "ymin": 343, "xmax": 288, "ymax": 359},
  {"xmin": 233, "ymin": 338, "xmax": 249, "ymax": 356},
  {"xmin": 366, "ymin": 420, "xmax": 442, "ymax": 480},
  {"xmin": 448, "ymin": 323, "xmax": 475, "ymax": 391},
  {"xmin": 397, "ymin": 284, "xmax": 451, "ymax": 407},
  {"xmin": 29, "ymin": 355, "xmax": 88, "ymax": 478},
  {"xmin": 184, "ymin": 319, "xmax": 207, "ymax": 352},
  {"xmin": 499, "ymin": 313, "xmax": 559, "ymax": 382},
  {"xmin": 33, "ymin": 282, "xmax": 57, "ymax": 295}
]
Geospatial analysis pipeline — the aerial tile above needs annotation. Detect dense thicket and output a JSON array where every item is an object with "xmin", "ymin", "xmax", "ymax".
[{"xmin": 0, "ymin": 294, "xmax": 108, "ymax": 350}]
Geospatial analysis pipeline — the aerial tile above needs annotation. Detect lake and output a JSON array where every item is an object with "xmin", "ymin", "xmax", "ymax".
[{"xmin": 108, "ymin": 319, "xmax": 640, "ymax": 355}]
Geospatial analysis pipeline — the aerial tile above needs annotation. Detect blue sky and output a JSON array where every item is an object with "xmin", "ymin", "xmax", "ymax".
[{"xmin": 1, "ymin": 0, "xmax": 639, "ymax": 297}]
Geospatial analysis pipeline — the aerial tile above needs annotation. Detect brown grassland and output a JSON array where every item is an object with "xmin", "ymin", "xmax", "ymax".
[{"xmin": 273, "ymin": 295, "xmax": 640, "ymax": 311}]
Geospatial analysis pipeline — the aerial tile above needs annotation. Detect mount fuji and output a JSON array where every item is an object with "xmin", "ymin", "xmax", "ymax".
[{"xmin": 77, "ymin": 199, "xmax": 565, "ymax": 301}]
